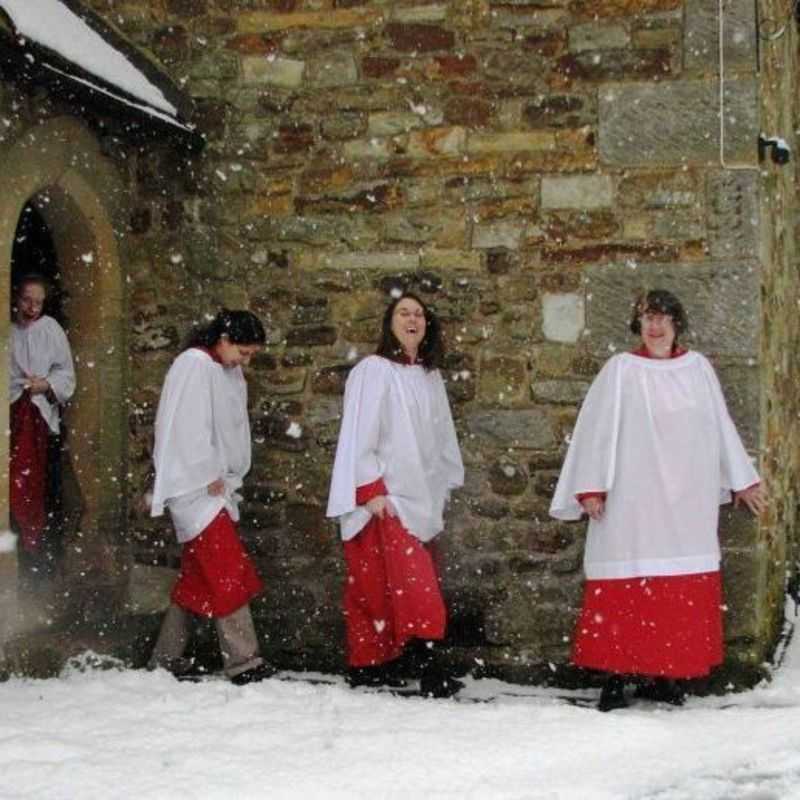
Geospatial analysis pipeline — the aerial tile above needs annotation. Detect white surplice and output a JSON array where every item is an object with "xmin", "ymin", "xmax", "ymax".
[
  {"xmin": 549, "ymin": 351, "xmax": 759, "ymax": 580},
  {"xmin": 326, "ymin": 355, "xmax": 464, "ymax": 542},
  {"xmin": 10, "ymin": 315, "xmax": 75, "ymax": 433},
  {"xmin": 151, "ymin": 348, "xmax": 251, "ymax": 543}
]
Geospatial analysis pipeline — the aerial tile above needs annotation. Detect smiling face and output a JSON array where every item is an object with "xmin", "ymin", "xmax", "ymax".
[
  {"xmin": 213, "ymin": 336, "xmax": 262, "ymax": 368},
  {"xmin": 16, "ymin": 281, "xmax": 46, "ymax": 327},
  {"xmin": 390, "ymin": 296, "xmax": 426, "ymax": 359},
  {"xmin": 639, "ymin": 310, "xmax": 676, "ymax": 358}
]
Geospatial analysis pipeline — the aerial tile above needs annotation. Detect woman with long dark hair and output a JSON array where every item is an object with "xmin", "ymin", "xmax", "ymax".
[
  {"xmin": 550, "ymin": 289, "xmax": 765, "ymax": 710},
  {"xmin": 327, "ymin": 291, "xmax": 465, "ymax": 696},
  {"xmin": 149, "ymin": 309, "xmax": 272, "ymax": 685}
]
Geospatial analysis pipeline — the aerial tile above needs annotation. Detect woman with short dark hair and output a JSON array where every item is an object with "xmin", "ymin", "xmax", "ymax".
[
  {"xmin": 149, "ymin": 309, "xmax": 272, "ymax": 685},
  {"xmin": 550, "ymin": 289, "xmax": 765, "ymax": 711},
  {"xmin": 327, "ymin": 292, "xmax": 464, "ymax": 696}
]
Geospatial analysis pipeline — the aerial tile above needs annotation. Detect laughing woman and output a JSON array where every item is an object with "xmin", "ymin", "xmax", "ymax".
[
  {"xmin": 550, "ymin": 289, "xmax": 765, "ymax": 711},
  {"xmin": 327, "ymin": 292, "xmax": 465, "ymax": 697}
]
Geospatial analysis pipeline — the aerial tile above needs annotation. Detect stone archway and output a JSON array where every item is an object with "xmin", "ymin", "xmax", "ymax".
[{"xmin": 0, "ymin": 117, "xmax": 129, "ymax": 646}]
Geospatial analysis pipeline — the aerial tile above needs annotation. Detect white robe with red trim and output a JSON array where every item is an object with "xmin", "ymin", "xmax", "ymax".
[
  {"xmin": 10, "ymin": 315, "xmax": 75, "ymax": 433},
  {"xmin": 326, "ymin": 355, "xmax": 464, "ymax": 543},
  {"xmin": 549, "ymin": 351, "xmax": 759, "ymax": 580},
  {"xmin": 151, "ymin": 348, "xmax": 251, "ymax": 544}
]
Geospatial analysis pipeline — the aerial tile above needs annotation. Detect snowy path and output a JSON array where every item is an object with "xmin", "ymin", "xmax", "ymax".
[{"xmin": 2, "ymin": 621, "xmax": 800, "ymax": 800}]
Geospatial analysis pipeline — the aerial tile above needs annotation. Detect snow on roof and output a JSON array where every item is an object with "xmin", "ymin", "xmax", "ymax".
[{"xmin": 0, "ymin": 0, "xmax": 177, "ymax": 118}]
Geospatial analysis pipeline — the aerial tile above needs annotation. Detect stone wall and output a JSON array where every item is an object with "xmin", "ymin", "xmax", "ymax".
[{"xmin": 78, "ymin": 0, "xmax": 798, "ymax": 682}]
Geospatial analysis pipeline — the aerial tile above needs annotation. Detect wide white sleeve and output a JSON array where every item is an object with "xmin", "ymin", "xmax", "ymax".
[
  {"xmin": 45, "ymin": 321, "xmax": 76, "ymax": 403},
  {"xmin": 549, "ymin": 356, "xmax": 623, "ymax": 521},
  {"xmin": 150, "ymin": 355, "xmax": 221, "ymax": 517},
  {"xmin": 434, "ymin": 371, "xmax": 464, "ymax": 491},
  {"xmin": 699, "ymin": 356, "xmax": 760, "ymax": 496},
  {"xmin": 326, "ymin": 357, "xmax": 388, "ymax": 519}
]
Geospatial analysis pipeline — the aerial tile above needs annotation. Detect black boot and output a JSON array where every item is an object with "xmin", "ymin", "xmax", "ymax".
[
  {"xmin": 230, "ymin": 662, "xmax": 276, "ymax": 686},
  {"xmin": 347, "ymin": 662, "xmax": 407, "ymax": 689},
  {"xmin": 598, "ymin": 675, "xmax": 628, "ymax": 712},
  {"xmin": 634, "ymin": 677, "xmax": 686, "ymax": 706},
  {"xmin": 416, "ymin": 640, "xmax": 463, "ymax": 699}
]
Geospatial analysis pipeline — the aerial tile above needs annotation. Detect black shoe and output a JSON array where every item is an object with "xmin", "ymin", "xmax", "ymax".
[
  {"xmin": 419, "ymin": 674, "xmax": 464, "ymax": 698},
  {"xmin": 598, "ymin": 676, "xmax": 628, "ymax": 712},
  {"xmin": 230, "ymin": 662, "xmax": 275, "ymax": 686},
  {"xmin": 347, "ymin": 665, "xmax": 408, "ymax": 689},
  {"xmin": 634, "ymin": 678, "xmax": 686, "ymax": 706}
]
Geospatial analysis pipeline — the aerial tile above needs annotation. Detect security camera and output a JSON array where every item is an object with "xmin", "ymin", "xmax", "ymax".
[{"xmin": 758, "ymin": 134, "xmax": 792, "ymax": 165}]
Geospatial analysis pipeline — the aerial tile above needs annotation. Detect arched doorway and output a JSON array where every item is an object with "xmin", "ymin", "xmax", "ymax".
[{"xmin": 0, "ymin": 117, "xmax": 129, "ymax": 644}]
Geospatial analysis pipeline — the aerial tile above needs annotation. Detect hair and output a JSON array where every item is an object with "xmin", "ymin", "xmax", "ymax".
[
  {"xmin": 11, "ymin": 273, "xmax": 51, "ymax": 322},
  {"xmin": 184, "ymin": 309, "xmax": 266, "ymax": 350},
  {"xmin": 375, "ymin": 291, "xmax": 444, "ymax": 370},
  {"xmin": 629, "ymin": 289, "xmax": 688, "ymax": 340}
]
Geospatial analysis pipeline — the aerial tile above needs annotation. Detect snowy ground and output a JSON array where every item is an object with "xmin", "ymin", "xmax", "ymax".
[{"xmin": 3, "ymin": 614, "xmax": 800, "ymax": 800}]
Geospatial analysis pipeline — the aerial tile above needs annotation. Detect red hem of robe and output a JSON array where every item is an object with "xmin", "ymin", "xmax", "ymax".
[
  {"xmin": 171, "ymin": 510, "xmax": 264, "ymax": 618},
  {"xmin": 571, "ymin": 571, "xmax": 724, "ymax": 678},
  {"xmin": 356, "ymin": 478, "xmax": 388, "ymax": 506},
  {"xmin": 10, "ymin": 394, "xmax": 50, "ymax": 552},
  {"xmin": 342, "ymin": 513, "xmax": 446, "ymax": 667}
]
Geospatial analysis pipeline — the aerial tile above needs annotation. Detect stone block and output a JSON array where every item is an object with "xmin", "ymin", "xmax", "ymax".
[
  {"xmin": 599, "ymin": 80, "xmax": 759, "ymax": 167},
  {"xmin": 479, "ymin": 354, "xmax": 528, "ymax": 406},
  {"xmin": 617, "ymin": 170, "xmax": 700, "ymax": 209},
  {"xmin": 531, "ymin": 379, "xmax": 591, "ymax": 405},
  {"xmin": 321, "ymin": 113, "xmax": 366, "ymax": 140},
  {"xmin": 343, "ymin": 138, "xmax": 395, "ymax": 160},
  {"xmin": 707, "ymin": 170, "xmax": 759, "ymax": 261},
  {"xmin": 407, "ymin": 127, "xmax": 466, "ymax": 158},
  {"xmin": 472, "ymin": 221, "xmax": 524, "ymax": 250},
  {"xmin": 317, "ymin": 252, "xmax": 420, "ymax": 271},
  {"xmin": 554, "ymin": 48, "xmax": 673, "ymax": 82},
  {"xmin": 368, "ymin": 112, "xmax": 424, "ymax": 137},
  {"xmin": 390, "ymin": 4, "xmax": 448, "ymax": 23},
  {"xmin": 306, "ymin": 52, "xmax": 358, "ymax": 88},
  {"xmin": 237, "ymin": 9, "xmax": 382, "ymax": 34},
  {"xmin": 489, "ymin": 458, "xmax": 529, "ymax": 496},
  {"xmin": 569, "ymin": 23, "xmax": 630, "ymax": 51},
  {"xmin": 569, "ymin": 0, "xmax": 681, "ymax": 19},
  {"xmin": 420, "ymin": 249, "xmax": 482, "ymax": 271},
  {"xmin": 384, "ymin": 22, "xmax": 455, "ymax": 52},
  {"xmin": 523, "ymin": 94, "xmax": 596, "ymax": 129},
  {"xmin": 583, "ymin": 260, "xmax": 760, "ymax": 359},
  {"xmin": 684, "ymin": 0, "xmax": 757, "ymax": 76},
  {"xmin": 541, "ymin": 175, "xmax": 613, "ymax": 210},
  {"xmin": 466, "ymin": 410, "xmax": 556, "ymax": 450},
  {"xmin": 542, "ymin": 293, "xmax": 585, "ymax": 343},
  {"xmin": 721, "ymin": 546, "xmax": 766, "ymax": 641},
  {"xmin": 467, "ymin": 131, "xmax": 556, "ymax": 155},
  {"xmin": 242, "ymin": 56, "xmax": 305, "ymax": 88}
]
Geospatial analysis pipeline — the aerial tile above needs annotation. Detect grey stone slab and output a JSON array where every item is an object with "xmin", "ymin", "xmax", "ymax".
[
  {"xmin": 707, "ymin": 169, "xmax": 759, "ymax": 260},
  {"xmin": 584, "ymin": 260, "xmax": 760, "ymax": 359},
  {"xmin": 599, "ymin": 79, "xmax": 759, "ymax": 167},
  {"xmin": 466, "ymin": 409, "xmax": 556, "ymax": 449},
  {"xmin": 684, "ymin": 0, "xmax": 757, "ymax": 75}
]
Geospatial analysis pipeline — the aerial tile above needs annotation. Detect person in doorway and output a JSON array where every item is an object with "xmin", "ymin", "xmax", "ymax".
[
  {"xmin": 327, "ymin": 291, "xmax": 465, "ymax": 697},
  {"xmin": 149, "ymin": 309, "xmax": 271, "ymax": 686},
  {"xmin": 10, "ymin": 274, "xmax": 75, "ymax": 569},
  {"xmin": 549, "ymin": 289, "xmax": 766, "ymax": 711}
]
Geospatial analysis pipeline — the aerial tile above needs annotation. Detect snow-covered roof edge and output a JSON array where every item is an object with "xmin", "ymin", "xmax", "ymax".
[{"xmin": 0, "ymin": 0, "xmax": 201, "ymax": 145}]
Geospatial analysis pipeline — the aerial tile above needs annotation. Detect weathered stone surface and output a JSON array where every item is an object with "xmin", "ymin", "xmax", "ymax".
[
  {"xmin": 466, "ymin": 410, "xmax": 556, "ymax": 449},
  {"xmin": 489, "ymin": 458, "xmax": 529, "ymax": 496},
  {"xmin": 531, "ymin": 379, "xmax": 591, "ymax": 405},
  {"xmin": 472, "ymin": 221, "xmax": 524, "ymax": 250},
  {"xmin": 569, "ymin": 23, "xmax": 630, "ymax": 51},
  {"xmin": 584, "ymin": 261, "xmax": 760, "ymax": 358},
  {"xmin": 684, "ymin": 0, "xmax": 757, "ymax": 76},
  {"xmin": 367, "ymin": 112, "xmax": 424, "ymax": 137},
  {"xmin": 385, "ymin": 22, "xmax": 455, "ymax": 52},
  {"xmin": 479, "ymin": 354, "xmax": 528, "ymax": 405},
  {"xmin": 541, "ymin": 175, "xmax": 613, "ymax": 209},
  {"xmin": 617, "ymin": 170, "xmax": 700, "ymax": 209},
  {"xmin": 707, "ymin": 170, "xmax": 759, "ymax": 261},
  {"xmin": 467, "ymin": 131, "xmax": 556, "ymax": 154},
  {"xmin": 407, "ymin": 127, "xmax": 466, "ymax": 158},
  {"xmin": 523, "ymin": 94, "xmax": 595, "ymax": 129},
  {"xmin": 599, "ymin": 80, "xmax": 759, "ymax": 166},
  {"xmin": 242, "ymin": 56, "xmax": 305, "ymax": 88},
  {"xmin": 542, "ymin": 293, "xmax": 585, "ymax": 343},
  {"xmin": 554, "ymin": 48, "xmax": 673, "ymax": 83},
  {"xmin": 306, "ymin": 52, "xmax": 358, "ymax": 88}
]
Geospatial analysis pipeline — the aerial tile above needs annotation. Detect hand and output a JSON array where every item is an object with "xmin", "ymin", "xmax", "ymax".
[
  {"xmin": 25, "ymin": 375, "xmax": 50, "ymax": 396},
  {"xmin": 365, "ymin": 495, "xmax": 396, "ymax": 519},
  {"xmin": 581, "ymin": 496, "xmax": 605, "ymax": 521},
  {"xmin": 734, "ymin": 484, "xmax": 766, "ymax": 516},
  {"xmin": 207, "ymin": 479, "xmax": 225, "ymax": 496}
]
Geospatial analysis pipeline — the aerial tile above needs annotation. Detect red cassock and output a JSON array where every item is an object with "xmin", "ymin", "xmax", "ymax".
[
  {"xmin": 10, "ymin": 393, "xmax": 50, "ymax": 552},
  {"xmin": 571, "ymin": 571, "xmax": 724, "ymax": 678},
  {"xmin": 171, "ymin": 509, "xmax": 263, "ymax": 618},
  {"xmin": 342, "ymin": 479, "xmax": 446, "ymax": 667}
]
